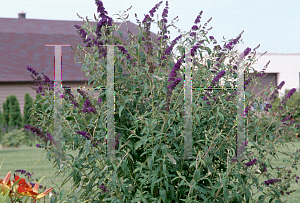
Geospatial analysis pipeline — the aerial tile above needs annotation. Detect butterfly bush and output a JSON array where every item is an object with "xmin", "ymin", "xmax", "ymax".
[{"xmin": 25, "ymin": 0, "xmax": 300, "ymax": 202}]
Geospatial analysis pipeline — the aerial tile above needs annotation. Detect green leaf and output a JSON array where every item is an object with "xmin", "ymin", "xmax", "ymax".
[
  {"xmin": 66, "ymin": 116, "xmax": 75, "ymax": 121},
  {"xmin": 159, "ymin": 188, "xmax": 166, "ymax": 202},
  {"xmin": 205, "ymin": 47, "xmax": 212, "ymax": 55},
  {"xmin": 217, "ymin": 112, "xmax": 224, "ymax": 122},
  {"xmin": 135, "ymin": 140, "xmax": 143, "ymax": 150},
  {"xmin": 207, "ymin": 59, "xmax": 211, "ymax": 69},
  {"xmin": 151, "ymin": 174, "xmax": 157, "ymax": 194},
  {"xmin": 167, "ymin": 153, "xmax": 176, "ymax": 165},
  {"xmin": 112, "ymin": 172, "xmax": 118, "ymax": 186},
  {"xmin": 119, "ymin": 105, "xmax": 124, "ymax": 118},
  {"xmin": 208, "ymin": 116, "xmax": 215, "ymax": 121},
  {"xmin": 194, "ymin": 169, "xmax": 200, "ymax": 182},
  {"xmin": 117, "ymin": 30, "xmax": 123, "ymax": 38},
  {"xmin": 138, "ymin": 31, "xmax": 142, "ymax": 44}
]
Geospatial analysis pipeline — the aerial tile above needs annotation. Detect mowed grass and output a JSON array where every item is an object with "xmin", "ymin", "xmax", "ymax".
[
  {"xmin": 2, "ymin": 141, "xmax": 300, "ymax": 202},
  {"xmin": 248, "ymin": 140, "xmax": 300, "ymax": 202}
]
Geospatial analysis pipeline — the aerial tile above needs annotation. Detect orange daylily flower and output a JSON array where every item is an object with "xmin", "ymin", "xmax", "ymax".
[
  {"xmin": 0, "ymin": 171, "xmax": 14, "ymax": 197},
  {"xmin": 15, "ymin": 175, "xmax": 53, "ymax": 203},
  {"xmin": 0, "ymin": 171, "xmax": 53, "ymax": 202}
]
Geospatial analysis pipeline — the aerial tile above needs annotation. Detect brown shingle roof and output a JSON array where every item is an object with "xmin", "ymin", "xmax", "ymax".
[{"xmin": 0, "ymin": 17, "xmax": 157, "ymax": 82}]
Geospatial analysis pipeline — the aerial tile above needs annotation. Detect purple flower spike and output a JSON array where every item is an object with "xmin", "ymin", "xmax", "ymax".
[
  {"xmin": 194, "ymin": 11, "xmax": 203, "ymax": 24},
  {"xmin": 245, "ymin": 158, "xmax": 257, "ymax": 167},
  {"xmin": 190, "ymin": 32, "xmax": 196, "ymax": 37},
  {"xmin": 191, "ymin": 25, "xmax": 198, "ymax": 30},
  {"xmin": 244, "ymin": 47, "xmax": 251, "ymax": 57},
  {"xmin": 211, "ymin": 70, "xmax": 226, "ymax": 86},
  {"xmin": 280, "ymin": 88, "xmax": 297, "ymax": 106},
  {"xmin": 99, "ymin": 183, "xmax": 109, "ymax": 192},
  {"xmin": 149, "ymin": 1, "xmax": 163, "ymax": 17},
  {"xmin": 264, "ymin": 178, "xmax": 281, "ymax": 186},
  {"xmin": 162, "ymin": 1, "xmax": 169, "ymax": 18}
]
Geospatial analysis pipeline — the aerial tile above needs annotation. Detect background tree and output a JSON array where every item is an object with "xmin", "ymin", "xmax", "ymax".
[
  {"xmin": 8, "ymin": 95, "xmax": 22, "ymax": 131},
  {"xmin": 0, "ymin": 107, "xmax": 3, "ymax": 144},
  {"xmin": 23, "ymin": 93, "xmax": 34, "ymax": 143},
  {"xmin": 2, "ymin": 96, "xmax": 11, "ymax": 134}
]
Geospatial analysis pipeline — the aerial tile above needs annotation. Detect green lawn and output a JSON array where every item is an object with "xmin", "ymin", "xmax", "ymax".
[
  {"xmin": 249, "ymin": 141, "xmax": 300, "ymax": 202},
  {"xmin": 1, "ymin": 141, "xmax": 300, "ymax": 202}
]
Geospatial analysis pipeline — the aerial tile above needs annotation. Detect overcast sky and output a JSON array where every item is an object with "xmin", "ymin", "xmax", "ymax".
[{"xmin": 1, "ymin": 0, "xmax": 299, "ymax": 54}]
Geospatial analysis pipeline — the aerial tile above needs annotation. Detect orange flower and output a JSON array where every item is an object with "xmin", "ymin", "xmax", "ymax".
[
  {"xmin": 0, "ymin": 171, "xmax": 53, "ymax": 202},
  {"xmin": 15, "ymin": 175, "xmax": 53, "ymax": 203},
  {"xmin": 0, "ymin": 171, "xmax": 13, "ymax": 197}
]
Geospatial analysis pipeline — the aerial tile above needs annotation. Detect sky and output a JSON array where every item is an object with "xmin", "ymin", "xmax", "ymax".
[{"xmin": 1, "ymin": 0, "xmax": 299, "ymax": 54}]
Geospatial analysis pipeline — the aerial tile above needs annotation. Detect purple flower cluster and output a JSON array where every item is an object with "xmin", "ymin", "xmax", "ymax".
[
  {"xmin": 168, "ymin": 55, "xmax": 185, "ymax": 82},
  {"xmin": 296, "ymin": 176, "xmax": 299, "ymax": 183},
  {"xmin": 209, "ymin": 36, "xmax": 214, "ymax": 40},
  {"xmin": 142, "ymin": 14, "xmax": 151, "ymax": 24},
  {"xmin": 97, "ymin": 97, "xmax": 102, "ymax": 106},
  {"xmin": 167, "ymin": 78, "xmax": 182, "ymax": 91},
  {"xmin": 24, "ymin": 125, "xmax": 56, "ymax": 148},
  {"xmin": 164, "ymin": 35, "xmax": 182, "ymax": 56},
  {"xmin": 244, "ymin": 75, "xmax": 253, "ymax": 88},
  {"xmin": 264, "ymin": 178, "xmax": 281, "ymax": 186},
  {"xmin": 264, "ymin": 103, "xmax": 272, "ymax": 112},
  {"xmin": 245, "ymin": 158, "xmax": 257, "ymax": 167},
  {"xmin": 92, "ymin": 1, "xmax": 113, "ymax": 50},
  {"xmin": 194, "ymin": 11, "xmax": 203, "ymax": 24},
  {"xmin": 162, "ymin": 1, "xmax": 169, "ymax": 18},
  {"xmin": 280, "ymin": 88, "xmax": 296, "ymax": 105},
  {"xmin": 244, "ymin": 47, "xmax": 251, "ymax": 57},
  {"xmin": 149, "ymin": 1, "xmax": 163, "ymax": 17},
  {"xmin": 99, "ymin": 183, "xmax": 109, "ymax": 192},
  {"xmin": 211, "ymin": 70, "xmax": 226, "ymax": 86},
  {"xmin": 191, "ymin": 43, "xmax": 201, "ymax": 57},
  {"xmin": 82, "ymin": 100, "xmax": 97, "ymax": 114},
  {"xmin": 75, "ymin": 130, "xmax": 99, "ymax": 147},
  {"xmin": 27, "ymin": 66, "xmax": 54, "ymax": 96},
  {"xmin": 190, "ymin": 32, "xmax": 196, "ymax": 37},
  {"xmin": 285, "ymin": 190, "xmax": 296, "ymax": 195},
  {"xmin": 74, "ymin": 25, "xmax": 91, "ymax": 44},
  {"xmin": 191, "ymin": 25, "xmax": 198, "ymax": 31},
  {"xmin": 117, "ymin": 46, "xmax": 132, "ymax": 60},
  {"xmin": 214, "ymin": 45, "xmax": 221, "ymax": 51},
  {"xmin": 26, "ymin": 66, "xmax": 39, "ymax": 76},
  {"xmin": 164, "ymin": 55, "xmax": 185, "ymax": 111},
  {"xmin": 14, "ymin": 169, "xmax": 32, "ymax": 179},
  {"xmin": 63, "ymin": 86, "xmax": 80, "ymax": 109},
  {"xmin": 261, "ymin": 163, "xmax": 267, "ymax": 172},
  {"xmin": 213, "ymin": 52, "xmax": 227, "ymax": 70},
  {"xmin": 269, "ymin": 81, "xmax": 285, "ymax": 101},
  {"xmin": 243, "ymin": 106, "xmax": 252, "ymax": 116},
  {"xmin": 226, "ymin": 90, "xmax": 237, "ymax": 101},
  {"xmin": 224, "ymin": 35, "xmax": 241, "ymax": 51}
]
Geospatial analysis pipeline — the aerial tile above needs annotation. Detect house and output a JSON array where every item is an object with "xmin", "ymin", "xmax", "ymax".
[
  {"xmin": 1, "ymin": 12, "xmax": 299, "ymax": 116},
  {"xmin": 0, "ymin": 12, "xmax": 158, "ymax": 116},
  {"xmin": 212, "ymin": 52, "xmax": 300, "ymax": 101},
  {"xmin": 247, "ymin": 53, "xmax": 300, "ymax": 100}
]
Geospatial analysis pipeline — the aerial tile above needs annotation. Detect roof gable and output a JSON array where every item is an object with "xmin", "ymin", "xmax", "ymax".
[{"xmin": 0, "ymin": 18, "xmax": 157, "ymax": 82}]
